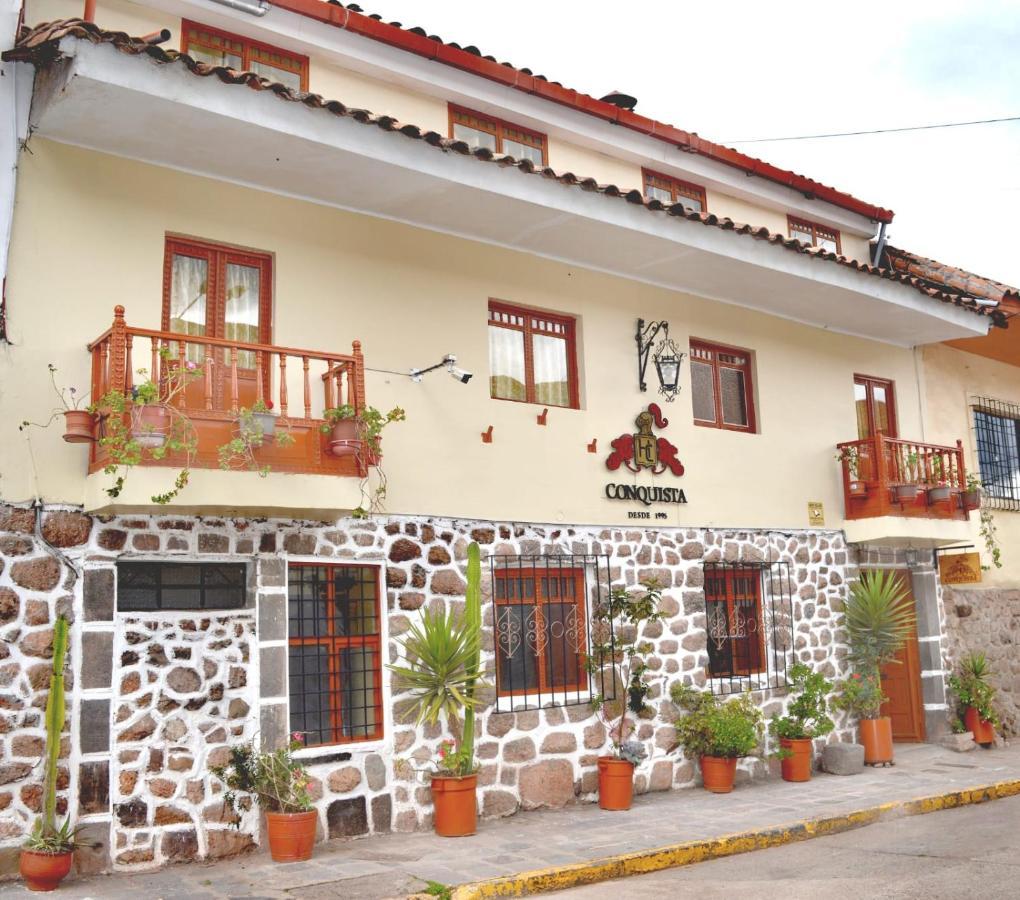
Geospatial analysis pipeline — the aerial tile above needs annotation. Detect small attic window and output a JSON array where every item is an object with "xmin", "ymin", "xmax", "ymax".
[
  {"xmin": 182, "ymin": 21, "xmax": 309, "ymax": 92},
  {"xmin": 449, "ymin": 105, "xmax": 547, "ymax": 165},
  {"xmin": 642, "ymin": 169, "xmax": 707, "ymax": 213},
  {"xmin": 788, "ymin": 216, "xmax": 841, "ymax": 254}
]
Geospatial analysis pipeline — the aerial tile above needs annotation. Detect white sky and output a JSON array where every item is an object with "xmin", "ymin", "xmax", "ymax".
[{"xmin": 370, "ymin": 0, "xmax": 1020, "ymax": 286}]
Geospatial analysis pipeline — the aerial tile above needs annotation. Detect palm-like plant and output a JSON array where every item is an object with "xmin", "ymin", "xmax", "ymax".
[{"xmin": 842, "ymin": 570, "xmax": 916, "ymax": 673}]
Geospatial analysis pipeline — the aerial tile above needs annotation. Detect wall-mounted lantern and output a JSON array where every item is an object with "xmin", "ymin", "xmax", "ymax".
[{"xmin": 636, "ymin": 318, "xmax": 685, "ymax": 402}]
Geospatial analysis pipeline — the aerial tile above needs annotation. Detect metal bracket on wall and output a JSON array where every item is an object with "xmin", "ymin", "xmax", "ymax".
[{"xmin": 481, "ymin": 425, "xmax": 493, "ymax": 443}]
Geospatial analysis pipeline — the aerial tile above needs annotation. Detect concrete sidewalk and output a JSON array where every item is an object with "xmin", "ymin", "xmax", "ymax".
[{"xmin": 3, "ymin": 743, "xmax": 1019, "ymax": 899}]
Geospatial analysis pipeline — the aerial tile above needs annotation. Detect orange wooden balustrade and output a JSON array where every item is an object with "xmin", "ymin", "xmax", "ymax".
[
  {"xmin": 836, "ymin": 433, "xmax": 970, "ymax": 521},
  {"xmin": 87, "ymin": 305, "xmax": 366, "ymax": 478}
]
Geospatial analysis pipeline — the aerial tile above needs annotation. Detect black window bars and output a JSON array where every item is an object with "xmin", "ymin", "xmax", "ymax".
[
  {"xmin": 117, "ymin": 561, "xmax": 247, "ymax": 611},
  {"xmin": 973, "ymin": 397, "xmax": 1020, "ymax": 510}
]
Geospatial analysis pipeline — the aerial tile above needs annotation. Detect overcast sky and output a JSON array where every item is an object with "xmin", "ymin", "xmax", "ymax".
[{"xmin": 372, "ymin": 0, "xmax": 1020, "ymax": 286}]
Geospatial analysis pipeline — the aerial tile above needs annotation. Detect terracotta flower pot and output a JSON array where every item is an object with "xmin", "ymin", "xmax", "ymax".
[
  {"xmin": 327, "ymin": 419, "xmax": 361, "ymax": 458},
  {"xmin": 131, "ymin": 405, "xmax": 169, "ymax": 449},
  {"xmin": 859, "ymin": 717, "xmax": 894, "ymax": 765},
  {"xmin": 265, "ymin": 810, "xmax": 317, "ymax": 862},
  {"xmin": 964, "ymin": 706, "xmax": 995, "ymax": 746},
  {"xmin": 961, "ymin": 490, "xmax": 982, "ymax": 511},
  {"xmin": 62, "ymin": 410, "xmax": 94, "ymax": 444},
  {"xmin": 597, "ymin": 756, "xmax": 635, "ymax": 811},
  {"xmin": 699, "ymin": 755, "xmax": 738, "ymax": 793},
  {"xmin": 19, "ymin": 849, "xmax": 73, "ymax": 892},
  {"xmin": 779, "ymin": 737, "xmax": 813, "ymax": 782},
  {"xmin": 431, "ymin": 773, "xmax": 478, "ymax": 837}
]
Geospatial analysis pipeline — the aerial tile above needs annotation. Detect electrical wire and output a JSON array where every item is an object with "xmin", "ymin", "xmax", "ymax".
[{"xmin": 725, "ymin": 115, "xmax": 1020, "ymax": 144}]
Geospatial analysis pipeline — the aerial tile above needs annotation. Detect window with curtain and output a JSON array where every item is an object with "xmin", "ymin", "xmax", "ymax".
[
  {"xmin": 642, "ymin": 169, "xmax": 707, "ymax": 213},
  {"xmin": 182, "ymin": 21, "xmax": 309, "ymax": 91},
  {"xmin": 690, "ymin": 340, "xmax": 755, "ymax": 432},
  {"xmin": 450, "ymin": 105, "xmax": 547, "ymax": 165},
  {"xmin": 973, "ymin": 399, "xmax": 1020, "ymax": 509},
  {"xmin": 788, "ymin": 216, "xmax": 841, "ymax": 253},
  {"xmin": 705, "ymin": 566, "xmax": 766, "ymax": 678},
  {"xmin": 488, "ymin": 301, "xmax": 578, "ymax": 408}
]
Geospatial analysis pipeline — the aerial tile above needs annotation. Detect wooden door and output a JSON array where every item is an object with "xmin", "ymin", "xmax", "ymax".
[
  {"xmin": 854, "ymin": 375, "xmax": 897, "ymax": 440},
  {"xmin": 877, "ymin": 571, "xmax": 925, "ymax": 742}
]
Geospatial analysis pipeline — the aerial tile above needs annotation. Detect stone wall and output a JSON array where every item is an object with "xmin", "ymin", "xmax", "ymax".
[
  {"xmin": 0, "ymin": 503, "xmax": 861, "ymax": 876},
  {"xmin": 943, "ymin": 586, "xmax": 1020, "ymax": 735}
]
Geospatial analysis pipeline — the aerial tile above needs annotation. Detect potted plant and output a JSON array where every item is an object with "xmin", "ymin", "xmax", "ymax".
[
  {"xmin": 893, "ymin": 450, "xmax": 923, "ymax": 502},
  {"xmin": 251, "ymin": 398, "xmax": 277, "ymax": 440},
  {"xmin": 588, "ymin": 580, "xmax": 662, "ymax": 810},
  {"xmin": 218, "ymin": 405, "xmax": 295, "ymax": 476},
  {"xmin": 671, "ymin": 685, "xmax": 764, "ymax": 793},
  {"xmin": 927, "ymin": 454, "xmax": 953, "ymax": 503},
  {"xmin": 388, "ymin": 542, "xmax": 486, "ymax": 837},
  {"xmin": 20, "ymin": 615, "xmax": 88, "ymax": 891},
  {"xmin": 210, "ymin": 734, "xmax": 316, "ymax": 862},
  {"xmin": 768, "ymin": 662, "xmax": 834, "ymax": 782},
  {"xmin": 836, "ymin": 446, "xmax": 867, "ymax": 497},
  {"xmin": 835, "ymin": 570, "xmax": 915, "ymax": 765},
  {"xmin": 961, "ymin": 473, "xmax": 982, "ymax": 511},
  {"xmin": 948, "ymin": 652, "xmax": 999, "ymax": 747},
  {"xmin": 19, "ymin": 364, "xmax": 94, "ymax": 444},
  {"xmin": 320, "ymin": 404, "xmax": 405, "ymax": 460}
]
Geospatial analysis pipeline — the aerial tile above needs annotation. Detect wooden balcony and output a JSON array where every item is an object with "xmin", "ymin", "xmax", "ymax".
[
  {"xmin": 836, "ymin": 434, "xmax": 972, "ymax": 522},
  {"xmin": 86, "ymin": 306, "xmax": 366, "ymax": 480}
]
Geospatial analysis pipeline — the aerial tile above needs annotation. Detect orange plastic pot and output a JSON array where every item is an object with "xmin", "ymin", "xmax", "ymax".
[
  {"xmin": 597, "ymin": 756, "xmax": 635, "ymax": 811},
  {"xmin": 779, "ymin": 738, "xmax": 813, "ymax": 782},
  {"xmin": 327, "ymin": 419, "xmax": 361, "ymax": 457},
  {"xmin": 700, "ymin": 755, "xmax": 738, "ymax": 793},
  {"xmin": 19, "ymin": 849, "xmax": 73, "ymax": 892},
  {"xmin": 964, "ymin": 706, "xmax": 995, "ymax": 746},
  {"xmin": 859, "ymin": 717, "xmax": 894, "ymax": 765},
  {"xmin": 62, "ymin": 410, "xmax": 94, "ymax": 443},
  {"xmin": 431, "ymin": 773, "xmax": 478, "ymax": 837},
  {"xmin": 265, "ymin": 810, "xmax": 317, "ymax": 862}
]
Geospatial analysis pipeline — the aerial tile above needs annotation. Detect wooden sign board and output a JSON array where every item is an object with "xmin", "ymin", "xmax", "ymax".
[{"xmin": 939, "ymin": 552, "xmax": 982, "ymax": 585}]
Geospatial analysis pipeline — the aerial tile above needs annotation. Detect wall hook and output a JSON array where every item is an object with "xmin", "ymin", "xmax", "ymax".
[
  {"xmin": 481, "ymin": 425, "xmax": 493, "ymax": 444},
  {"xmin": 536, "ymin": 408, "xmax": 549, "ymax": 426},
  {"xmin": 587, "ymin": 438, "xmax": 598, "ymax": 453}
]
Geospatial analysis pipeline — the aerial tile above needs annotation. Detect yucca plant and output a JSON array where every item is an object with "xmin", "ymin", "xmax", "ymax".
[
  {"xmin": 841, "ymin": 570, "xmax": 916, "ymax": 673},
  {"xmin": 948, "ymin": 652, "xmax": 999, "ymax": 726},
  {"xmin": 388, "ymin": 542, "xmax": 486, "ymax": 776}
]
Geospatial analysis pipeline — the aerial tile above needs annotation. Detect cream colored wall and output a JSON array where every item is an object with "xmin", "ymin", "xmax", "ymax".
[
  {"xmin": 923, "ymin": 343, "xmax": 1020, "ymax": 586},
  {"xmin": 26, "ymin": 0, "xmax": 171, "ymax": 38},
  {"xmin": 3, "ymin": 139, "xmax": 923, "ymax": 530}
]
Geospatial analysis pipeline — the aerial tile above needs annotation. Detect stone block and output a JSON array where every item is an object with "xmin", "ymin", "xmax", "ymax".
[
  {"xmin": 80, "ymin": 699, "xmax": 110, "ymax": 753},
  {"xmin": 327, "ymin": 796, "xmax": 368, "ymax": 838},
  {"xmin": 73, "ymin": 821, "xmax": 111, "ymax": 875},
  {"xmin": 260, "ymin": 645, "xmax": 286, "ymax": 698},
  {"xmin": 370, "ymin": 793, "xmax": 392, "ymax": 832},
  {"xmin": 821, "ymin": 742, "xmax": 864, "ymax": 776},
  {"xmin": 81, "ymin": 631, "xmax": 114, "ymax": 689},
  {"xmin": 941, "ymin": 732, "xmax": 977, "ymax": 753},
  {"xmin": 259, "ymin": 703, "xmax": 288, "ymax": 752},
  {"xmin": 160, "ymin": 829, "xmax": 198, "ymax": 863},
  {"xmin": 519, "ymin": 760, "xmax": 575, "ymax": 810},
  {"xmin": 258, "ymin": 592, "xmax": 287, "ymax": 641},
  {"xmin": 78, "ymin": 761, "xmax": 110, "ymax": 815},
  {"xmin": 83, "ymin": 569, "xmax": 114, "ymax": 622}
]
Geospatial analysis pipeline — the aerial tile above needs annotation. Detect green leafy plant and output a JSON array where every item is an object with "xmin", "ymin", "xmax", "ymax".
[
  {"xmin": 835, "ymin": 446, "xmax": 861, "ymax": 480},
  {"xmin": 951, "ymin": 718, "xmax": 967, "ymax": 735},
  {"xmin": 671, "ymin": 685, "xmax": 764, "ymax": 759},
  {"xmin": 217, "ymin": 405, "xmax": 295, "ymax": 476},
  {"xmin": 768, "ymin": 662, "xmax": 835, "ymax": 748},
  {"xmin": 978, "ymin": 504, "xmax": 1002, "ymax": 570},
  {"xmin": 588, "ymin": 580, "xmax": 663, "ymax": 761},
  {"xmin": 424, "ymin": 882, "xmax": 452, "ymax": 900},
  {"xmin": 210, "ymin": 734, "xmax": 313, "ymax": 822},
  {"xmin": 833, "ymin": 670, "xmax": 886, "ymax": 720},
  {"xmin": 23, "ymin": 616, "xmax": 89, "ymax": 855},
  {"xmin": 901, "ymin": 450, "xmax": 921, "ymax": 483},
  {"xmin": 387, "ymin": 542, "xmax": 486, "ymax": 778},
  {"xmin": 948, "ymin": 652, "xmax": 999, "ymax": 727}
]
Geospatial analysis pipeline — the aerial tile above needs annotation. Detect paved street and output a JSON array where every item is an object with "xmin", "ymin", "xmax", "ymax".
[{"xmin": 555, "ymin": 793, "xmax": 1020, "ymax": 900}]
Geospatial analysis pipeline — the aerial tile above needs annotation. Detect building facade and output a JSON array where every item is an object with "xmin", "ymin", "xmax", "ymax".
[{"xmin": 0, "ymin": 0, "xmax": 1013, "ymax": 876}]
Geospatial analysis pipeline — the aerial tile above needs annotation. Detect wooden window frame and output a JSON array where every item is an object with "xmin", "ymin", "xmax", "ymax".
[
  {"xmin": 287, "ymin": 563, "xmax": 384, "ymax": 747},
  {"xmin": 181, "ymin": 20, "xmax": 309, "ymax": 90},
  {"xmin": 705, "ymin": 567, "xmax": 767, "ymax": 678},
  {"xmin": 854, "ymin": 374, "xmax": 898, "ymax": 439},
  {"xmin": 493, "ymin": 566, "xmax": 587, "ymax": 697},
  {"xmin": 787, "ymin": 215, "xmax": 841, "ymax": 253},
  {"xmin": 642, "ymin": 168, "xmax": 707, "ymax": 212},
  {"xmin": 690, "ymin": 338, "xmax": 756, "ymax": 433},
  {"xmin": 448, "ymin": 104, "xmax": 549, "ymax": 164},
  {"xmin": 488, "ymin": 299, "xmax": 580, "ymax": 409}
]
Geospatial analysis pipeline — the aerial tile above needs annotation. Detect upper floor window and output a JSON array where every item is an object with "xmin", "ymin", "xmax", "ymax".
[
  {"xmin": 690, "ymin": 340, "xmax": 756, "ymax": 432},
  {"xmin": 488, "ymin": 301, "xmax": 579, "ymax": 409},
  {"xmin": 973, "ymin": 397, "xmax": 1020, "ymax": 509},
  {"xmin": 788, "ymin": 216, "xmax": 841, "ymax": 253},
  {"xmin": 182, "ymin": 21, "xmax": 309, "ymax": 91},
  {"xmin": 642, "ymin": 169, "xmax": 707, "ymax": 213},
  {"xmin": 449, "ymin": 105, "xmax": 547, "ymax": 165}
]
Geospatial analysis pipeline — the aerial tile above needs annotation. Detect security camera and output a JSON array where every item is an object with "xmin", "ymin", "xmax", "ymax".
[{"xmin": 449, "ymin": 366, "xmax": 473, "ymax": 384}]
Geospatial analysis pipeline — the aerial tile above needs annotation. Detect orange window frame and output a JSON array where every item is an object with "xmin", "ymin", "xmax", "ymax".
[
  {"xmin": 787, "ymin": 215, "xmax": 841, "ymax": 253},
  {"xmin": 449, "ymin": 104, "xmax": 548, "ymax": 164},
  {"xmin": 854, "ymin": 374, "xmax": 898, "ymax": 439},
  {"xmin": 493, "ymin": 567, "xmax": 587, "ymax": 696},
  {"xmin": 689, "ymin": 339, "xmax": 756, "ymax": 433},
  {"xmin": 181, "ymin": 20, "xmax": 309, "ymax": 90},
  {"xmin": 287, "ymin": 563, "xmax": 384, "ymax": 746},
  {"xmin": 488, "ymin": 300, "xmax": 580, "ymax": 409},
  {"xmin": 705, "ymin": 567, "xmax": 766, "ymax": 678},
  {"xmin": 642, "ymin": 168, "xmax": 707, "ymax": 212}
]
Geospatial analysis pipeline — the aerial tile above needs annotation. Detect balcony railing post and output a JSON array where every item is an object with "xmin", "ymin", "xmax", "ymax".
[
  {"xmin": 109, "ymin": 305, "xmax": 128, "ymax": 395},
  {"xmin": 956, "ymin": 439, "xmax": 966, "ymax": 490},
  {"xmin": 352, "ymin": 340, "xmax": 366, "ymax": 414},
  {"xmin": 876, "ymin": 434, "xmax": 889, "ymax": 495}
]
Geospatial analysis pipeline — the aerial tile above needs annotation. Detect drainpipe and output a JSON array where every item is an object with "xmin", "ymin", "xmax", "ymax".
[
  {"xmin": 872, "ymin": 221, "xmax": 888, "ymax": 267},
  {"xmin": 83, "ymin": 0, "xmax": 95, "ymax": 22},
  {"xmin": 208, "ymin": 0, "xmax": 270, "ymax": 16}
]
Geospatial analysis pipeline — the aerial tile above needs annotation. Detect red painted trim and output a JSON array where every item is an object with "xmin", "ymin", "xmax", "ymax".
[{"xmin": 267, "ymin": 0, "xmax": 893, "ymax": 223}]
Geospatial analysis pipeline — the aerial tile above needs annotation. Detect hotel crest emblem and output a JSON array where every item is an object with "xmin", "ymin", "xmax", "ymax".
[{"xmin": 605, "ymin": 403, "xmax": 684, "ymax": 476}]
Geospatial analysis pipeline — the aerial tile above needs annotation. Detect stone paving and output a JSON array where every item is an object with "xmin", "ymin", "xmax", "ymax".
[{"xmin": 3, "ymin": 743, "xmax": 1019, "ymax": 899}]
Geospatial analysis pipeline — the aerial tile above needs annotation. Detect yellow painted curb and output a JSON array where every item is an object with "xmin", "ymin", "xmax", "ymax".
[{"xmin": 450, "ymin": 778, "xmax": 1020, "ymax": 899}]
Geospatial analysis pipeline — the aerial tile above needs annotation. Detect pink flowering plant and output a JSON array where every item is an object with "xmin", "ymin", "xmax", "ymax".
[{"xmin": 210, "ymin": 734, "xmax": 314, "ymax": 822}]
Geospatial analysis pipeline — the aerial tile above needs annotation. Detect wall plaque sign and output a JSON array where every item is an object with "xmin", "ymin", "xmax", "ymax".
[
  {"xmin": 807, "ymin": 502, "xmax": 824, "ymax": 526},
  {"xmin": 604, "ymin": 404, "xmax": 687, "ymax": 515},
  {"xmin": 939, "ymin": 552, "xmax": 982, "ymax": 585}
]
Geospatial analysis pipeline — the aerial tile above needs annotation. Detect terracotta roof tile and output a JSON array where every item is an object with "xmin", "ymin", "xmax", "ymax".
[
  {"xmin": 3, "ymin": 20, "xmax": 1004, "ymax": 328},
  {"xmin": 883, "ymin": 245, "xmax": 1019, "ymax": 308}
]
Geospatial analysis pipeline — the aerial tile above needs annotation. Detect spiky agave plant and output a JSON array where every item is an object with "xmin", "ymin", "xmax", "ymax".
[
  {"xmin": 387, "ymin": 542, "xmax": 486, "ymax": 776},
  {"xmin": 842, "ymin": 570, "xmax": 916, "ymax": 675}
]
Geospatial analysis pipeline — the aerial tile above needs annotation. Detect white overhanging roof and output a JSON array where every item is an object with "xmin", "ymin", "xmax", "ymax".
[{"xmin": 23, "ymin": 37, "xmax": 992, "ymax": 346}]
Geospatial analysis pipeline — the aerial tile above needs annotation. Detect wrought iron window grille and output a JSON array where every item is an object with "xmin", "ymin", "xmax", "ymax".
[
  {"xmin": 490, "ymin": 553, "xmax": 617, "ymax": 712},
  {"xmin": 703, "ymin": 560, "xmax": 794, "ymax": 695},
  {"xmin": 116, "ymin": 561, "xmax": 247, "ymax": 612},
  {"xmin": 972, "ymin": 397, "xmax": 1020, "ymax": 510}
]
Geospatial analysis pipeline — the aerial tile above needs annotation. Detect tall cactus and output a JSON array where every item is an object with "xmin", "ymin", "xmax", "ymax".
[
  {"xmin": 460, "ymin": 542, "xmax": 482, "ymax": 773},
  {"xmin": 42, "ymin": 615, "xmax": 69, "ymax": 837}
]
